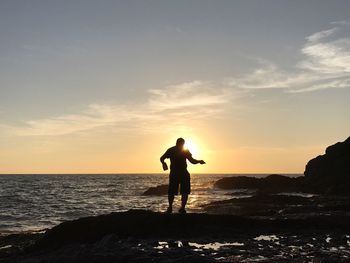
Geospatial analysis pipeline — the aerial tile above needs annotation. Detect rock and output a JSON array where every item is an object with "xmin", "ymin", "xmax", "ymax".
[
  {"xmin": 214, "ymin": 176, "xmax": 261, "ymax": 190},
  {"xmin": 204, "ymin": 193, "xmax": 350, "ymax": 217},
  {"xmin": 142, "ymin": 184, "xmax": 168, "ymax": 196},
  {"xmin": 94, "ymin": 234, "xmax": 117, "ymax": 249},
  {"xmin": 304, "ymin": 136, "xmax": 350, "ymax": 194},
  {"xmin": 214, "ymin": 136, "xmax": 350, "ymax": 195},
  {"xmin": 4, "ymin": 210, "xmax": 350, "ymax": 262},
  {"xmin": 31, "ymin": 210, "xmax": 350, "ymax": 251},
  {"xmin": 203, "ymin": 193, "xmax": 313, "ymax": 216},
  {"xmin": 214, "ymin": 174, "xmax": 305, "ymax": 193}
]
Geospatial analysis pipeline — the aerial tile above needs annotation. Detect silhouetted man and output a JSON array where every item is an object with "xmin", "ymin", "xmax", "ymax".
[{"xmin": 160, "ymin": 138, "xmax": 205, "ymax": 214}]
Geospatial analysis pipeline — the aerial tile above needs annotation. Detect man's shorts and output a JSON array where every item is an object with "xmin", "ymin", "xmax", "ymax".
[{"xmin": 168, "ymin": 170, "xmax": 191, "ymax": 195}]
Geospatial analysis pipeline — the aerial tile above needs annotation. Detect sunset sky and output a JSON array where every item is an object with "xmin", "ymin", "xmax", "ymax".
[{"xmin": 0, "ymin": 0, "xmax": 349, "ymax": 174}]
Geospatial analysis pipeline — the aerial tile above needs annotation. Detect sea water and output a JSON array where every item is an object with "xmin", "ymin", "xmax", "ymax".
[{"xmin": 0, "ymin": 174, "xmax": 296, "ymax": 233}]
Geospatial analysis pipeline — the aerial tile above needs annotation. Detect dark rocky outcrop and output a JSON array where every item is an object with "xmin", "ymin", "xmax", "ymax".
[
  {"xmin": 142, "ymin": 184, "xmax": 168, "ymax": 195},
  {"xmin": 214, "ymin": 136, "xmax": 350, "ymax": 195},
  {"xmin": 203, "ymin": 193, "xmax": 350, "ymax": 217},
  {"xmin": 214, "ymin": 174, "xmax": 306, "ymax": 193},
  {"xmin": 3, "ymin": 210, "xmax": 350, "ymax": 263},
  {"xmin": 32, "ymin": 210, "xmax": 350, "ymax": 251},
  {"xmin": 304, "ymin": 136, "xmax": 350, "ymax": 194}
]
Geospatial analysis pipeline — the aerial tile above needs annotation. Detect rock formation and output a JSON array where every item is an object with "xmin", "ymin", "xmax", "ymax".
[
  {"xmin": 32, "ymin": 210, "xmax": 350, "ymax": 251},
  {"xmin": 304, "ymin": 136, "xmax": 350, "ymax": 194},
  {"xmin": 214, "ymin": 174, "xmax": 305, "ymax": 193},
  {"xmin": 142, "ymin": 184, "xmax": 168, "ymax": 195},
  {"xmin": 214, "ymin": 136, "xmax": 350, "ymax": 195}
]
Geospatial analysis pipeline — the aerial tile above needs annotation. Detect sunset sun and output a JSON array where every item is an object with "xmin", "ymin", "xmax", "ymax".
[{"xmin": 184, "ymin": 139, "xmax": 199, "ymax": 156}]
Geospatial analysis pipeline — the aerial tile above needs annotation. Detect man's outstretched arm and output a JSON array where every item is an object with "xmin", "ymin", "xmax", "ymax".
[{"xmin": 187, "ymin": 156, "xmax": 205, "ymax": 165}]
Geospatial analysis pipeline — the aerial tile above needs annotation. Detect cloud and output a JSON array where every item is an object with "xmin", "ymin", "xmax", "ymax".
[
  {"xmin": 5, "ymin": 81, "xmax": 234, "ymax": 136},
  {"xmin": 306, "ymin": 28, "xmax": 338, "ymax": 42},
  {"xmin": 4, "ymin": 22, "xmax": 350, "ymax": 137},
  {"xmin": 299, "ymin": 39, "xmax": 350, "ymax": 74},
  {"xmin": 4, "ymin": 104, "xmax": 133, "ymax": 136},
  {"xmin": 227, "ymin": 61, "xmax": 317, "ymax": 90},
  {"xmin": 330, "ymin": 20, "xmax": 350, "ymax": 26},
  {"xmin": 296, "ymin": 23, "xmax": 350, "ymax": 86},
  {"xmin": 148, "ymin": 81, "xmax": 231, "ymax": 111},
  {"xmin": 228, "ymin": 22, "xmax": 350, "ymax": 93}
]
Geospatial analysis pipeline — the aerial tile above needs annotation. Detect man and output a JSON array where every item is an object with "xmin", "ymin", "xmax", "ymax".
[{"xmin": 160, "ymin": 138, "xmax": 205, "ymax": 214}]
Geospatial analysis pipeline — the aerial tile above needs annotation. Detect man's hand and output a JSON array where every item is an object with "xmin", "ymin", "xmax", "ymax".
[
  {"xmin": 162, "ymin": 162, "xmax": 168, "ymax": 171},
  {"xmin": 199, "ymin": 160, "xmax": 206, "ymax": 165}
]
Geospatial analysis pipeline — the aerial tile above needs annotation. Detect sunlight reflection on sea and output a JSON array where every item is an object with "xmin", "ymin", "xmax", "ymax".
[{"xmin": 0, "ymin": 173, "xmax": 282, "ymax": 233}]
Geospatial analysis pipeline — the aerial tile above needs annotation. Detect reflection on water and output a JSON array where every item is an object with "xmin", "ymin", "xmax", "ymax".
[
  {"xmin": 154, "ymin": 240, "xmax": 244, "ymax": 251},
  {"xmin": 154, "ymin": 241, "xmax": 169, "ymax": 249},
  {"xmin": 151, "ymin": 234, "xmax": 350, "ymax": 261},
  {"xmin": 0, "ymin": 245, "xmax": 12, "ymax": 250},
  {"xmin": 276, "ymin": 192, "xmax": 316, "ymax": 198},
  {"xmin": 188, "ymin": 241, "xmax": 244, "ymax": 250},
  {"xmin": 254, "ymin": 235, "xmax": 279, "ymax": 241}
]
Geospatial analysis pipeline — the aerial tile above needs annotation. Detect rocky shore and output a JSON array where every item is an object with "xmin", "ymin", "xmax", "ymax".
[
  {"xmin": 203, "ymin": 192, "xmax": 350, "ymax": 218},
  {"xmin": 1, "ymin": 210, "xmax": 350, "ymax": 263}
]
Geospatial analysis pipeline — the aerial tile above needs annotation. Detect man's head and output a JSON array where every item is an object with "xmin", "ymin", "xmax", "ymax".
[{"xmin": 176, "ymin": 137, "xmax": 185, "ymax": 149}]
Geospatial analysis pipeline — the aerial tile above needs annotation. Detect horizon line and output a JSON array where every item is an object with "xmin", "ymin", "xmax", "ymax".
[{"xmin": 0, "ymin": 172, "xmax": 304, "ymax": 175}]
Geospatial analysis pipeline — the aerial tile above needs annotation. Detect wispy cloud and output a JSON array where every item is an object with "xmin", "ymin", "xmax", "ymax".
[
  {"xmin": 330, "ymin": 20, "xmax": 350, "ymax": 26},
  {"xmin": 148, "ymin": 81, "xmax": 231, "ymax": 111},
  {"xmin": 299, "ymin": 37, "xmax": 350, "ymax": 74},
  {"xmin": 3, "ymin": 104, "xmax": 134, "ymax": 136},
  {"xmin": 227, "ymin": 61, "xmax": 319, "ymax": 90},
  {"xmin": 4, "ymin": 81, "xmax": 235, "ymax": 136},
  {"xmin": 306, "ymin": 27, "xmax": 338, "ymax": 42},
  {"xmin": 227, "ymin": 22, "xmax": 350, "ymax": 93}
]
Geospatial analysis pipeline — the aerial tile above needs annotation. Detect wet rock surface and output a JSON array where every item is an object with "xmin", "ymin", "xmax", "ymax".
[
  {"xmin": 3, "ymin": 234, "xmax": 350, "ymax": 263},
  {"xmin": 203, "ymin": 193, "xmax": 350, "ymax": 218},
  {"xmin": 1, "ymin": 209, "xmax": 350, "ymax": 262}
]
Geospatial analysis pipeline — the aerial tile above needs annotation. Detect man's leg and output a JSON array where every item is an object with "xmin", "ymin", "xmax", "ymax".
[
  {"xmin": 166, "ymin": 172, "xmax": 179, "ymax": 214},
  {"xmin": 167, "ymin": 174, "xmax": 177, "ymax": 213},
  {"xmin": 168, "ymin": 194, "xmax": 174, "ymax": 210},
  {"xmin": 179, "ymin": 172, "xmax": 190, "ymax": 214},
  {"xmin": 181, "ymin": 194, "xmax": 188, "ymax": 209}
]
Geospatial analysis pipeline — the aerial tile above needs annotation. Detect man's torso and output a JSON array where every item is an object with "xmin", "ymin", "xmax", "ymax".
[{"xmin": 165, "ymin": 146, "xmax": 192, "ymax": 173}]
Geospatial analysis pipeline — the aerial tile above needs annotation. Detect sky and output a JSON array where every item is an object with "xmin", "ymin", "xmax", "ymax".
[{"xmin": 0, "ymin": 0, "xmax": 349, "ymax": 174}]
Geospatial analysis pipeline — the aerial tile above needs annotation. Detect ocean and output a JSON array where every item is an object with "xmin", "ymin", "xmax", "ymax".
[{"xmin": 0, "ymin": 174, "xmax": 298, "ymax": 234}]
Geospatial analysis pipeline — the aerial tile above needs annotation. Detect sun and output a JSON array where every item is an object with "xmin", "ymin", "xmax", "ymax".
[{"xmin": 183, "ymin": 139, "xmax": 199, "ymax": 156}]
